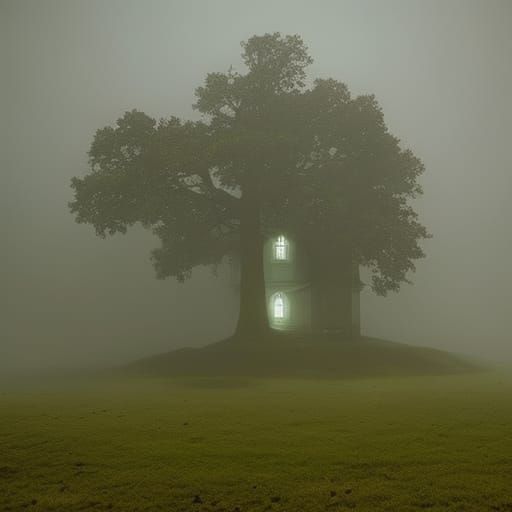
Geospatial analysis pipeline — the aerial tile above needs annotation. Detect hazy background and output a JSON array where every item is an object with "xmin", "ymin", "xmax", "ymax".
[{"xmin": 2, "ymin": 0, "xmax": 511, "ymax": 373}]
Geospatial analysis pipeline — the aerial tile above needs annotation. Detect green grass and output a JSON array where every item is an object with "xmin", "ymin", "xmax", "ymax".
[{"xmin": 1, "ymin": 372, "xmax": 512, "ymax": 511}]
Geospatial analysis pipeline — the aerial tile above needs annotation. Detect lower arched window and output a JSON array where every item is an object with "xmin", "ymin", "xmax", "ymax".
[{"xmin": 273, "ymin": 292, "xmax": 286, "ymax": 320}]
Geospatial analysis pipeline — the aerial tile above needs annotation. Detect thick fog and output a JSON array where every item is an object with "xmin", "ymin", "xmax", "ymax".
[{"xmin": 2, "ymin": 0, "xmax": 511, "ymax": 372}]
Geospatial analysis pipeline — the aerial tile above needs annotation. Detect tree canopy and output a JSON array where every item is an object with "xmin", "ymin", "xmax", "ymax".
[{"xmin": 70, "ymin": 32, "xmax": 429, "ymax": 335}]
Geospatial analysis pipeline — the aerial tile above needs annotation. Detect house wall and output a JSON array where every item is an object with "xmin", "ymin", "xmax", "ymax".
[
  {"xmin": 311, "ymin": 278, "xmax": 353, "ymax": 335},
  {"xmin": 228, "ymin": 235, "xmax": 361, "ymax": 336},
  {"xmin": 309, "ymin": 248, "xmax": 359, "ymax": 337},
  {"xmin": 263, "ymin": 237, "xmax": 312, "ymax": 331},
  {"xmin": 263, "ymin": 237, "xmax": 309, "ymax": 283}
]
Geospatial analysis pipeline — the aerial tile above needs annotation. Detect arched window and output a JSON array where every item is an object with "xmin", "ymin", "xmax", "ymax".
[
  {"xmin": 273, "ymin": 293, "xmax": 285, "ymax": 319},
  {"xmin": 274, "ymin": 235, "xmax": 289, "ymax": 260}
]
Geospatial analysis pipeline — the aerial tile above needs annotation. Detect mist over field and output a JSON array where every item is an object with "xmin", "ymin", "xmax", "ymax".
[{"xmin": 3, "ymin": 0, "xmax": 512, "ymax": 373}]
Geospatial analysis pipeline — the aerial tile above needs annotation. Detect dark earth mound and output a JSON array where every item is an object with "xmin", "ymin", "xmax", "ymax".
[{"xmin": 125, "ymin": 333, "xmax": 480, "ymax": 378}]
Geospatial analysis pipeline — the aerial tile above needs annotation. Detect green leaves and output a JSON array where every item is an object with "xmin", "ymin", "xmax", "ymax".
[
  {"xmin": 241, "ymin": 33, "xmax": 313, "ymax": 93},
  {"xmin": 69, "ymin": 33, "xmax": 429, "ymax": 295},
  {"xmin": 268, "ymin": 78, "xmax": 430, "ymax": 295},
  {"xmin": 69, "ymin": 109, "xmax": 240, "ymax": 278}
]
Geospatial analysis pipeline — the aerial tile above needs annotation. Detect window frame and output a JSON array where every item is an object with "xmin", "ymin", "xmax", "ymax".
[{"xmin": 273, "ymin": 235, "xmax": 289, "ymax": 262}]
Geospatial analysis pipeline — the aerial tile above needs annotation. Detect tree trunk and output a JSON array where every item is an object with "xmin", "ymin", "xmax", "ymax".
[{"xmin": 235, "ymin": 183, "xmax": 269, "ymax": 340}]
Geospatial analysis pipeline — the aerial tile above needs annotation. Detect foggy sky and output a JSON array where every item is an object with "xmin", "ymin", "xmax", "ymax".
[{"xmin": 2, "ymin": 0, "xmax": 512, "ymax": 372}]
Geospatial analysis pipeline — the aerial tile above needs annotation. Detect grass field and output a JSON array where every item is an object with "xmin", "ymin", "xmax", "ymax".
[{"xmin": 1, "ymin": 372, "xmax": 512, "ymax": 511}]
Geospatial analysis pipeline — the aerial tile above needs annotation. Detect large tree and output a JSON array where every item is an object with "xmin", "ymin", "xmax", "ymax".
[{"xmin": 70, "ymin": 33, "xmax": 429, "ymax": 339}]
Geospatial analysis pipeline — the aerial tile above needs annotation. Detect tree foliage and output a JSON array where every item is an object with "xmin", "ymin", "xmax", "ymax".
[{"xmin": 70, "ymin": 32, "xmax": 429, "ymax": 299}]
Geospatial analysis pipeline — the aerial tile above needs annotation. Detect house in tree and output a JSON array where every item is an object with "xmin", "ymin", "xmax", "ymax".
[
  {"xmin": 263, "ymin": 235, "xmax": 361, "ymax": 337},
  {"xmin": 229, "ymin": 234, "xmax": 361, "ymax": 337}
]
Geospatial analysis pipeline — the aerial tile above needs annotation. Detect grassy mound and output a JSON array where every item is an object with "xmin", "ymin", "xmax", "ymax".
[{"xmin": 126, "ymin": 333, "xmax": 479, "ymax": 378}]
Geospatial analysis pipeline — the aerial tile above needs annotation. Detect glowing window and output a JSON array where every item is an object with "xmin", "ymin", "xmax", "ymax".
[
  {"xmin": 273, "ymin": 293, "xmax": 285, "ymax": 319},
  {"xmin": 274, "ymin": 235, "xmax": 288, "ymax": 260}
]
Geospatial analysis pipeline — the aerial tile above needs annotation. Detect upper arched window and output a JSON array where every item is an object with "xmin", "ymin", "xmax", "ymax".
[{"xmin": 274, "ymin": 235, "xmax": 289, "ymax": 261}]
